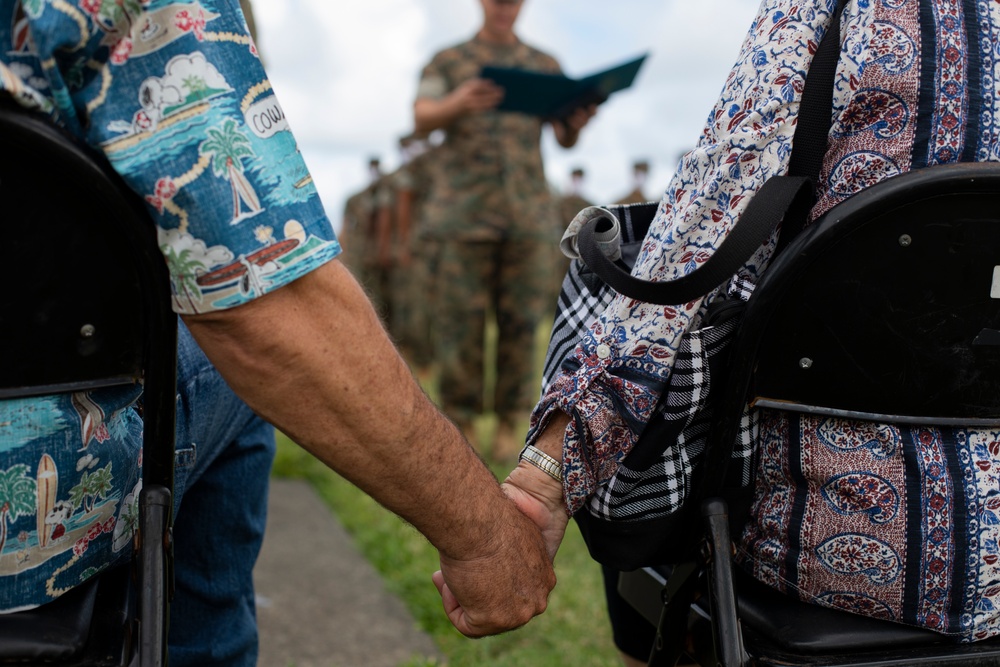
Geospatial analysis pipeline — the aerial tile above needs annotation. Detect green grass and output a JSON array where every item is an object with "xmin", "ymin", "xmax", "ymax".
[{"xmin": 273, "ymin": 432, "xmax": 620, "ymax": 667}]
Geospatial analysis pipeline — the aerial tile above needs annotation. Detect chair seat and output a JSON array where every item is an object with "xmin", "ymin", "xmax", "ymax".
[
  {"xmin": 0, "ymin": 565, "xmax": 130, "ymax": 665},
  {"xmin": 0, "ymin": 579, "xmax": 97, "ymax": 662},
  {"xmin": 621, "ymin": 565, "xmax": 1000, "ymax": 665},
  {"xmin": 735, "ymin": 569, "xmax": 943, "ymax": 653},
  {"xmin": 735, "ymin": 570, "xmax": 1000, "ymax": 666}
]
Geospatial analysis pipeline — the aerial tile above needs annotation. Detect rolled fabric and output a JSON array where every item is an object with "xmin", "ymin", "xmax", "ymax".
[{"xmin": 560, "ymin": 206, "xmax": 622, "ymax": 261}]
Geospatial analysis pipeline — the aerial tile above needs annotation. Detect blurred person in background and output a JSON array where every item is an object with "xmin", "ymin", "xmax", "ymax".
[
  {"xmin": 413, "ymin": 0, "xmax": 595, "ymax": 461},
  {"xmin": 389, "ymin": 133, "xmax": 440, "ymax": 379},
  {"xmin": 339, "ymin": 157, "xmax": 391, "ymax": 314},
  {"xmin": 613, "ymin": 159, "xmax": 650, "ymax": 205},
  {"xmin": 548, "ymin": 166, "xmax": 592, "ymax": 303}
]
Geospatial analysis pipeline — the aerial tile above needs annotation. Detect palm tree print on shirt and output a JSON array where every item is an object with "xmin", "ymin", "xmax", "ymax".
[
  {"xmin": 68, "ymin": 463, "xmax": 114, "ymax": 515},
  {"xmin": 161, "ymin": 243, "xmax": 206, "ymax": 312},
  {"xmin": 0, "ymin": 465, "xmax": 36, "ymax": 555},
  {"xmin": 199, "ymin": 119, "xmax": 262, "ymax": 224}
]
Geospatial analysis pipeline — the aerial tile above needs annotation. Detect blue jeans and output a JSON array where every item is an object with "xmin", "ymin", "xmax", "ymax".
[{"xmin": 167, "ymin": 322, "xmax": 275, "ymax": 667}]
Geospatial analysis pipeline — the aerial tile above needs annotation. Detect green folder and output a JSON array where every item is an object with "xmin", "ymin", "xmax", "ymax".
[{"xmin": 481, "ymin": 53, "xmax": 648, "ymax": 119}]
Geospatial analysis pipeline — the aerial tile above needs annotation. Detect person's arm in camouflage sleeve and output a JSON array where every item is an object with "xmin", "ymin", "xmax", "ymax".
[{"xmin": 413, "ymin": 56, "xmax": 504, "ymax": 133}]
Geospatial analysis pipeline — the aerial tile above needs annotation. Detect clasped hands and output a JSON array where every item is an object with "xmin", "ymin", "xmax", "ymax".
[{"xmin": 432, "ymin": 414, "xmax": 570, "ymax": 638}]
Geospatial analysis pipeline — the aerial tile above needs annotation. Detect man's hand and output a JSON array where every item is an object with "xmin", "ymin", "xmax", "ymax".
[
  {"xmin": 184, "ymin": 261, "xmax": 556, "ymax": 637},
  {"xmin": 432, "ymin": 499, "xmax": 555, "ymax": 637},
  {"xmin": 450, "ymin": 77, "xmax": 505, "ymax": 115},
  {"xmin": 415, "ymin": 78, "xmax": 504, "ymax": 133},
  {"xmin": 564, "ymin": 103, "xmax": 598, "ymax": 132},
  {"xmin": 553, "ymin": 103, "xmax": 597, "ymax": 148}
]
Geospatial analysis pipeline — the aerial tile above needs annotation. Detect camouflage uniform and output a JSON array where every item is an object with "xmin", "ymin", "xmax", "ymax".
[
  {"xmin": 367, "ymin": 177, "xmax": 397, "ymax": 328},
  {"xmin": 340, "ymin": 180, "xmax": 394, "ymax": 326},
  {"xmin": 613, "ymin": 160, "xmax": 651, "ymax": 205},
  {"xmin": 417, "ymin": 36, "xmax": 560, "ymax": 427},
  {"xmin": 340, "ymin": 186, "xmax": 376, "ymax": 282},
  {"xmin": 388, "ymin": 149, "xmax": 439, "ymax": 366}
]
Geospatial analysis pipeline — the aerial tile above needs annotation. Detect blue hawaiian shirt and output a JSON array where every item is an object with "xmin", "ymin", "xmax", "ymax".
[{"xmin": 0, "ymin": 0, "xmax": 340, "ymax": 610}]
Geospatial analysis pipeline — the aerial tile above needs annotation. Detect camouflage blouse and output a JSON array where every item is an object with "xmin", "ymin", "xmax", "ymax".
[{"xmin": 416, "ymin": 36, "xmax": 559, "ymax": 242}]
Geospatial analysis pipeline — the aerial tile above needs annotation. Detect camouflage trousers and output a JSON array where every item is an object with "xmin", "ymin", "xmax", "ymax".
[
  {"xmin": 390, "ymin": 240, "xmax": 439, "ymax": 366},
  {"xmin": 432, "ymin": 237, "xmax": 553, "ymax": 423}
]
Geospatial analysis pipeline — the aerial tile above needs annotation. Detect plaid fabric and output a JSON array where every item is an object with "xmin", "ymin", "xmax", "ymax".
[
  {"xmin": 540, "ymin": 258, "xmax": 615, "ymax": 395},
  {"xmin": 542, "ymin": 198, "xmax": 757, "ymax": 521},
  {"xmin": 542, "ymin": 197, "xmax": 759, "ymax": 524},
  {"xmin": 587, "ymin": 279, "xmax": 758, "ymax": 522},
  {"xmin": 541, "ymin": 202, "xmax": 658, "ymax": 395}
]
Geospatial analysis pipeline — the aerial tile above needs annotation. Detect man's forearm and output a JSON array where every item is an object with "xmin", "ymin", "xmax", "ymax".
[
  {"xmin": 414, "ymin": 97, "xmax": 460, "ymax": 134},
  {"xmin": 183, "ymin": 259, "xmax": 505, "ymax": 559}
]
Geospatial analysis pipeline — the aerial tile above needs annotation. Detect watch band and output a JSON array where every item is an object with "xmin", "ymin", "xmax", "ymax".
[{"xmin": 519, "ymin": 445, "xmax": 562, "ymax": 482}]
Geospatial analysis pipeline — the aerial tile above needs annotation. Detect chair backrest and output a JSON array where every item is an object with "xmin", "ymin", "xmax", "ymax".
[
  {"xmin": 0, "ymin": 99, "xmax": 177, "ymax": 667},
  {"xmin": 742, "ymin": 163, "xmax": 1000, "ymax": 425},
  {"xmin": 0, "ymin": 98, "xmax": 176, "ymax": 478},
  {"xmin": 685, "ymin": 162, "xmax": 1000, "ymax": 667},
  {"xmin": 701, "ymin": 162, "xmax": 1000, "ymax": 496},
  {"xmin": 0, "ymin": 107, "xmax": 156, "ymax": 396}
]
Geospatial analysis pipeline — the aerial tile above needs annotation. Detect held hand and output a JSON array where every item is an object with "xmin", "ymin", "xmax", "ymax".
[
  {"xmin": 501, "ymin": 411, "xmax": 571, "ymax": 561},
  {"xmin": 502, "ymin": 461, "xmax": 569, "ymax": 561},
  {"xmin": 432, "ymin": 501, "xmax": 555, "ymax": 637},
  {"xmin": 450, "ymin": 77, "xmax": 505, "ymax": 115}
]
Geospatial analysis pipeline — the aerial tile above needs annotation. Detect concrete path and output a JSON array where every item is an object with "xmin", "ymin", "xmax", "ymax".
[{"xmin": 253, "ymin": 479, "xmax": 443, "ymax": 667}]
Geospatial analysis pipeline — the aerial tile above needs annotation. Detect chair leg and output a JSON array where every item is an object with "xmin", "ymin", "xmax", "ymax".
[
  {"xmin": 702, "ymin": 498, "xmax": 746, "ymax": 667},
  {"xmin": 647, "ymin": 560, "xmax": 699, "ymax": 667},
  {"xmin": 137, "ymin": 485, "xmax": 172, "ymax": 667}
]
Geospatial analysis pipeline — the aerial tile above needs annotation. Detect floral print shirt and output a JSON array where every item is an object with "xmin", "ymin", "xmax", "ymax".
[
  {"xmin": 529, "ymin": 0, "xmax": 1000, "ymax": 640},
  {"xmin": 0, "ymin": 0, "xmax": 338, "ymax": 610}
]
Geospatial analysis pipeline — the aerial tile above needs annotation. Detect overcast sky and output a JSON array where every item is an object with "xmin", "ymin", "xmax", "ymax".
[{"xmin": 251, "ymin": 0, "xmax": 762, "ymax": 229}]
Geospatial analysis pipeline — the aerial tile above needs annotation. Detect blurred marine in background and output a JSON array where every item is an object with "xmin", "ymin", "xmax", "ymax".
[{"xmin": 413, "ymin": 0, "xmax": 594, "ymax": 461}]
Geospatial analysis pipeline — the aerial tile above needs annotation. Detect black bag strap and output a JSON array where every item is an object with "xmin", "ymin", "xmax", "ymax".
[
  {"xmin": 578, "ymin": 176, "xmax": 815, "ymax": 305},
  {"xmin": 576, "ymin": 0, "xmax": 847, "ymax": 305},
  {"xmin": 697, "ymin": 0, "xmax": 850, "ymax": 502}
]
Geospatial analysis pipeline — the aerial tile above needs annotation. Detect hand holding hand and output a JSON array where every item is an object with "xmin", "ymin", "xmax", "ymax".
[
  {"xmin": 502, "ymin": 462, "xmax": 568, "ymax": 562},
  {"xmin": 501, "ymin": 411, "xmax": 571, "ymax": 561},
  {"xmin": 432, "ymin": 500, "xmax": 555, "ymax": 637}
]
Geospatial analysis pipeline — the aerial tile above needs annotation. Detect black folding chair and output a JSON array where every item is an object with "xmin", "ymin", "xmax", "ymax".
[
  {"xmin": 620, "ymin": 162, "xmax": 1000, "ymax": 667},
  {"xmin": 0, "ymin": 100, "xmax": 176, "ymax": 666}
]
